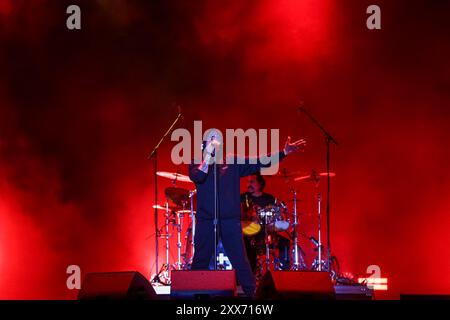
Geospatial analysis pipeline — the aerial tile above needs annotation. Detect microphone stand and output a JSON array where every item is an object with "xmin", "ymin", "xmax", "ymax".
[
  {"xmin": 147, "ymin": 111, "xmax": 183, "ymax": 283},
  {"xmin": 213, "ymin": 150, "xmax": 219, "ymax": 271},
  {"xmin": 298, "ymin": 106, "xmax": 338, "ymax": 273}
]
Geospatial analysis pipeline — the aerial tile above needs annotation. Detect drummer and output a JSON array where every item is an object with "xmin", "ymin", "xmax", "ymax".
[{"xmin": 240, "ymin": 173, "xmax": 291, "ymax": 272}]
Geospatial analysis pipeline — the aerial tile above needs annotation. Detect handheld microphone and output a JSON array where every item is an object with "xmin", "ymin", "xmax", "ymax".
[{"xmin": 210, "ymin": 136, "xmax": 216, "ymax": 157}]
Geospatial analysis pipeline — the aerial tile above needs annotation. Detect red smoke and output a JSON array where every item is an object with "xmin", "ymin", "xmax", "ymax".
[{"xmin": 0, "ymin": 0, "xmax": 449, "ymax": 299}]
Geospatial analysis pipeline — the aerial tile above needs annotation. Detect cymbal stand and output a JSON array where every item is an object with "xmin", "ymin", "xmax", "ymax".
[
  {"xmin": 291, "ymin": 189, "xmax": 307, "ymax": 270},
  {"xmin": 153, "ymin": 201, "xmax": 172, "ymax": 285},
  {"xmin": 315, "ymin": 191, "xmax": 324, "ymax": 271},
  {"xmin": 311, "ymin": 176, "xmax": 327, "ymax": 272}
]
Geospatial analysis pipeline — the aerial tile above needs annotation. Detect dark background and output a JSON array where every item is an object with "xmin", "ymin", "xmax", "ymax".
[{"xmin": 0, "ymin": 0, "xmax": 449, "ymax": 299}]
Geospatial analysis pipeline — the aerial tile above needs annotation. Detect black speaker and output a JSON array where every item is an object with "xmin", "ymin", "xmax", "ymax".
[
  {"xmin": 400, "ymin": 294, "xmax": 450, "ymax": 300},
  {"xmin": 335, "ymin": 284, "xmax": 374, "ymax": 300},
  {"xmin": 256, "ymin": 271, "xmax": 335, "ymax": 300},
  {"xmin": 78, "ymin": 271, "xmax": 159, "ymax": 300},
  {"xmin": 170, "ymin": 270, "xmax": 237, "ymax": 299}
]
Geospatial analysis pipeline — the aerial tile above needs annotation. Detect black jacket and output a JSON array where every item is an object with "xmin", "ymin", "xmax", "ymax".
[{"xmin": 189, "ymin": 152, "xmax": 285, "ymax": 221}]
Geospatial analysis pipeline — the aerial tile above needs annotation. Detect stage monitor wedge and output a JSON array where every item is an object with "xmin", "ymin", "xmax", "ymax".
[
  {"xmin": 78, "ymin": 271, "xmax": 159, "ymax": 300},
  {"xmin": 171, "ymin": 270, "xmax": 237, "ymax": 299},
  {"xmin": 257, "ymin": 271, "xmax": 335, "ymax": 300}
]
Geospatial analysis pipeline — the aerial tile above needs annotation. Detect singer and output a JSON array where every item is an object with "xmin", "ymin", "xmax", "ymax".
[{"xmin": 188, "ymin": 128, "xmax": 306, "ymax": 297}]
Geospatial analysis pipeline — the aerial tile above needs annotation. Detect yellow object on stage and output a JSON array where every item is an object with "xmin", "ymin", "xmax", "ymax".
[{"xmin": 242, "ymin": 221, "xmax": 261, "ymax": 236}]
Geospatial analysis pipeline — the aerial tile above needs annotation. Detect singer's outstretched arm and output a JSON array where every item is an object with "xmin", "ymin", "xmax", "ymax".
[{"xmin": 238, "ymin": 136, "xmax": 306, "ymax": 177}]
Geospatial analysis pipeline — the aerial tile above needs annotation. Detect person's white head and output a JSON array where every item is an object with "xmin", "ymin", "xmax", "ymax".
[
  {"xmin": 202, "ymin": 128, "xmax": 223, "ymax": 161},
  {"xmin": 203, "ymin": 128, "xmax": 223, "ymax": 145}
]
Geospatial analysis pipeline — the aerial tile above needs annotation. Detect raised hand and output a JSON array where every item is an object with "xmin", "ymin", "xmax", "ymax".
[
  {"xmin": 205, "ymin": 139, "xmax": 221, "ymax": 156},
  {"xmin": 283, "ymin": 136, "xmax": 306, "ymax": 155}
]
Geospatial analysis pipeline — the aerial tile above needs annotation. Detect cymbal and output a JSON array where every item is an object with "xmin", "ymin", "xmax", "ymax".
[
  {"xmin": 294, "ymin": 172, "xmax": 336, "ymax": 182},
  {"xmin": 265, "ymin": 168, "xmax": 305, "ymax": 179},
  {"xmin": 165, "ymin": 187, "xmax": 190, "ymax": 206},
  {"xmin": 157, "ymin": 171, "xmax": 192, "ymax": 183},
  {"xmin": 152, "ymin": 204, "xmax": 176, "ymax": 211}
]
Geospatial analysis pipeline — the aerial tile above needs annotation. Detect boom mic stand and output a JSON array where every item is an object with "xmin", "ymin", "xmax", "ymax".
[
  {"xmin": 147, "ymin": 110, "xmax": 183, "ymax": 283},
  {"xmin": 298, "ymin": 104, "xmax": 338, "ymax": 272}
]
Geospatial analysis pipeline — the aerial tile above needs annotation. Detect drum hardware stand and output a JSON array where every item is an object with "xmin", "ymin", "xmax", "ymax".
[
  {"xmin": 298, "ymin": 104, "xmax": 338, "ymax": 272},
  {"xmin": 264, "ymin": 214, "xmax": 271, "ymax": 272},
  {"xmin": 152, "ymin": 263, "xmax": 170, "ymax": 286},
  {"xmin": 311, "ymin": 172, "xmax": 324, "ymax": 271},
  {"xmin": 291, "ymin": 189, "xmax": 307, "ymax": 270},
  {"xmin": 187, "ymin": 190, "xmax": 196, "ymax": 266},
  {"xmin": 152, "ymin": 201, "xmax": 173, "ymax": 285},
  {"xmin": 164, "ymin": 202, "xmax": 172, "ymax": 272},
  {"xmin": 308, "ymin": 172, "xmax": 332, "ymax": 272},
  {"xmin": 313, "ymin": 184, "xmax": 325, "ymax": 271},
  {"xmin": 174, "ymin": 201, "xmax": 186, "ymax": 270},
  {"xmin": 147, "ymin": 108, "xmax": 183, "ymax": 283},
  {"xmin": 181, "ymin": 235, "xmax": 190, "ymax": 269},
  {"xmin": 181, "ymin": 192, "xmax": 196, "ymax": 270},
  {"xmin": 310, "ymin": 236, "xmax": 327, "ymax": 272}
]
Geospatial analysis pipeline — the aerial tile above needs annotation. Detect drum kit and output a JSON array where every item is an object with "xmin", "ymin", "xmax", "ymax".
[
  {"xmin": 241, "ymin": 169, "xmax": 340, "ymax": 283},
  {"xmin": 151, "ymin": 169, "xmax": 338, "ymax": 285}
]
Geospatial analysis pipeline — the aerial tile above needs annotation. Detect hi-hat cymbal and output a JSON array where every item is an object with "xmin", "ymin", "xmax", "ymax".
[
  {"xmin": 157, "ymin": 171, "xmax": 192, "ymax": 183},
  {"xmin": 176, "ymin": 209, "xmax": 196, "ymax": 214},
  {"xmin": 294, "ymin": 171, "xmax": 336, "ymax": 182},
  {"xmin": 165, "ymin": 187, "xmax": 190, "ymax": 206}
]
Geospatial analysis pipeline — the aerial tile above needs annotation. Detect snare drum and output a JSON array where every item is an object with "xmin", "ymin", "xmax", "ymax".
[{"xmin": 258, "ymin": 204, "xmax": 290, "ymax": 233}]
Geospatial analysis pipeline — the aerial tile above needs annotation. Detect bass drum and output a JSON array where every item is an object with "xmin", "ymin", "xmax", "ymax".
[
  {"xmin": 241, "ymin": 203, "xmax": 262, "ymax": 236},
  {"xmin": 242, "ymin": 220, "xmax": 262, "ymax": 236}
]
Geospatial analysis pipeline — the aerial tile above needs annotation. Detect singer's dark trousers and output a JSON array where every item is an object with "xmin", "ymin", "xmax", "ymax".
[{"xmin": 191, "ymin": 218, "xmax": 256, "ymax": 297}]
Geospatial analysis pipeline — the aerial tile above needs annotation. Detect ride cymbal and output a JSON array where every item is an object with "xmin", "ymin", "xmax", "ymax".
[{"xmin": 294, "ymin": 171, "xmax": 336, "ymax": 182}]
